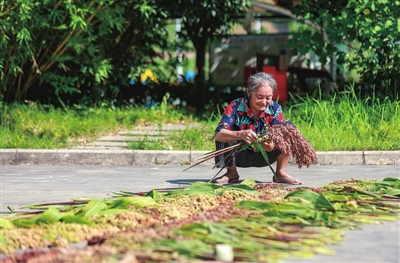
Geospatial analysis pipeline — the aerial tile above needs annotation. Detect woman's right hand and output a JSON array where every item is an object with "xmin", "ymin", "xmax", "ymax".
[{"xmin": 238, "ymin": 130, "xmax": 258, "ymax": 144}]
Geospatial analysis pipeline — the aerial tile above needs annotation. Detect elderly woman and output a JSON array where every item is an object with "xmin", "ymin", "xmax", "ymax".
[{"xmin": 213, "ymin": 72, "xmax": 302, "ymax": 185}]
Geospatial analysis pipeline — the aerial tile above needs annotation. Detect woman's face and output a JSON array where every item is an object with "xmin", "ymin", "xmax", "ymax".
[{"xmin": 249, "ymin": 85, "xmax": 274, "ymax": 114}]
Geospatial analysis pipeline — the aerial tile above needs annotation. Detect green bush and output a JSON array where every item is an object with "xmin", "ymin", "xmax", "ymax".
[{"xmin": 0, "ymin": 0, "xmax": 173, "ymax": 106}]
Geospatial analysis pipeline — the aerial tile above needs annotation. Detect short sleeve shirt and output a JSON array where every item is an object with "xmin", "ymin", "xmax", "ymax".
[{"xmin": 215, "ymin": 97, "xmax": 284, "ymax": 135}]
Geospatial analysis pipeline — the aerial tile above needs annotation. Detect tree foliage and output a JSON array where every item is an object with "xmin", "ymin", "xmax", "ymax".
[
  {"xmin": 2, "ymin": 0, "xmax": 398, "ymax": 108},
  {"xmin": 288, "ymin": 0, "xmax": 400, "ymax": 97},
  {"xmin": 158, "ymin": 0, "xmax": 253, "ymax": 109},
  {"xmin": 0, "ymin": 0, "xmax": 173, "ymax": 105}
]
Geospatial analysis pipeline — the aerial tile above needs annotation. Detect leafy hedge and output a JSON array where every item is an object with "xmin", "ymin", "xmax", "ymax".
[{"xmin": 0, "ymin": 0, "xmax": 174, "ymax": 106}]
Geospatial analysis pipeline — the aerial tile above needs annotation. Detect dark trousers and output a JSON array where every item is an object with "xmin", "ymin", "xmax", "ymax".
[{"xmin": 215, "ymin": 141, "xmax": 281, "ymax": 168}]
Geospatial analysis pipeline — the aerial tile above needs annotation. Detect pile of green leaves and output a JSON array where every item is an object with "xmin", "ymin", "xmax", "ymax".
[{"xmin": 1, "ymin": 177, "xmax": 399, "ymax": 262}]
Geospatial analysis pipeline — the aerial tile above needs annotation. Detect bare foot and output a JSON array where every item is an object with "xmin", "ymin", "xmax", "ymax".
[
  {"xmin": 213, "ymin": 171, "xmax": 240, "ymax": 184},
  {"xmin": 273, "ymin": 172, "xmax": 302, "ymax": 185}
]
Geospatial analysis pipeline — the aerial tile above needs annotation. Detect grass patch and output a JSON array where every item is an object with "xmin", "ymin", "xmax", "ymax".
[
  {"xmin": 1, "ymin": 88, "xmax": 399, "ymax": 151},
  {"xmin": 127, "ymin": 123, "xmax": 216, "ymax": 151},
  {"xmin": 286, "ymin": 89, "xmax": 400, "ymax": 151},
  {"xmin": 0, "ymin": 99, "xmax": 196, "ymax": 149}
]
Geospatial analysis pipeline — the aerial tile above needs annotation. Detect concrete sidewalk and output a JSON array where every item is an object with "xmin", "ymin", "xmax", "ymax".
[
  {"xmin": 2, "ymin": 164, "xmax": 399, "ymax": 210},
  {"xmin": 2, "ymin": 149, "xmax": 400, "ymax": 166},
  {"xmin": 1, "ymin": 164, "xmax": 399, "ymax": 262}
]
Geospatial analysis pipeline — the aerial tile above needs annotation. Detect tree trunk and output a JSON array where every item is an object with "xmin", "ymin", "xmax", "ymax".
[{"xmin": 193, "ymin": 37, "xmax": 208, "ymax": 111}]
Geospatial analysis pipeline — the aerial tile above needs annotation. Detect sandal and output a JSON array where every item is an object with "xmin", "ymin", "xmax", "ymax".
[
  {"xmin": 213, "ymin": 173, "xmax": 239, "ymax": 184},
  {"xmin": 273, "ymin": 174, "xmax": 302, "ymax": 185}
]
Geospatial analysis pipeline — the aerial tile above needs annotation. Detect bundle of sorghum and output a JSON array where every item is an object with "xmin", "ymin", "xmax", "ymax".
[
  {"xmin": 263, "ymin": 119, "xmax": 318, "ymax": 168},
  {"xmin": 184, "ymin": 119, "xmax": 317, "ymax": 173}
]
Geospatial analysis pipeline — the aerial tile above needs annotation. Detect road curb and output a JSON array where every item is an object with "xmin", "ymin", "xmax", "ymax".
[{"xmin": 1, "ymin": 149, "xmax": 399, "ymax": 166}]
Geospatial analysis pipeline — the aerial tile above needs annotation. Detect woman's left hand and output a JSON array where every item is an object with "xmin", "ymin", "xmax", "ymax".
[{"xmin": 261, "ymin": 139, "xmax": 275, "ymax": 152}]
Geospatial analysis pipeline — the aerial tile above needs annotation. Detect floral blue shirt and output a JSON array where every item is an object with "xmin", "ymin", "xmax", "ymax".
[{"xmin": 215, "ymin": 97, "xmax": 283, "ymax": 135}]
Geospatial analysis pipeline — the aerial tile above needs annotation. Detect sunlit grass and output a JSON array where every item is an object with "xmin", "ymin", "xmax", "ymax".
[
  {"xmin": 127, "ymin": 123, "xmax": 216, "ymax": 151},
  {"xmin": 1, "ymin": 88, "xmax": 399, "ymax": 151},
  {"xmin": 0, "ymin": 100, "xmax": 196, "ymax": 149},
  {"xmin": 286, "ymin": 89, "xmax": 400, "ymax": 151}
]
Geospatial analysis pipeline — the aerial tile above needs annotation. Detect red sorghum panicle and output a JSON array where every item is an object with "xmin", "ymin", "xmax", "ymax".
[{"xmin": 265, "ymin": 119, "xmax": 318, "ymax": 168}]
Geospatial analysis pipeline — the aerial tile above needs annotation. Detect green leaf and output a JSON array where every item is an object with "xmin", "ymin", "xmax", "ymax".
[
  {"xmin": 110, "ymin": 196, "xmax": 159, "ymax": 209},
  {"xmin": 181, "ymin": 222, "xmax": 210, "ymax": 234},
  {"xmin": 77, "ymin": 199, "xmax": 107, "ymax": 218},
  {"xmin": 0, "ymin": 218, "xmax": 14, "ymax": 229},
  {"xmin": 35, "ymin": 206, "xmax": 62, "ymax": 224},
  {"xmin": 240, "ymin": 178, "xmax": 257, "ymax": 187},
  {"xmin": 16, "ymin": 27, "xmax": 32, "ymax": 44},
  {"xmin": 0, "ymin": 232, "xmax": 8, "ymax": 244},
  {"xmin": 112, "ymin": 190, "xmax": 134, "ymax": 197},
  {"xmin": 312, "ymin": 246, "xmax": 336, "ymax": 255},
  {"xmin": 351, "ymin": 214, "xmax": 398, "ymax": 222},
  {"xmin": 276, "ymin": 202, "xmax": 315, "ymax": 217},
  {"xmin": 251, "ymin": 143, "xmax": 275, "ymax": 175},
  {"xmin": 374, "ymin": 25, "xmax": 381, "ymax": 33},
  {"xmin": 383, "ymin": 189, "xmax": 400, "ymax": 197},
  {"xmin": 61, "ymin": 215, "xmax": 92, "ymax": 225},
  {"xmin": 352, "ymin": 191, "xmax": 361, "ymax": 199},
  {"xmin": 69, "ymin": 14, "xmax": 87, "ymax": 29},
  {"xmin": 398, "ymin": 18, "xmax": 400, "ymax": 32},
  {"xmin": 293, "ymin": 215, "xmax": 312, "ymax": 225},
  {"xmin": 369, "ymin": 184, "xmax": 389, "ymax": 192},
  {"xmin": 11, "ymin": 219, "xmax": 36, "ymax": 227},
  {"xmin": 169, "ymin": 182, "xmax": 223, "ymax": 196},
  {"xmin": 284, "ymin": 190, "xmax": 335, "ymax": 211},
  {"xmin": 383, "ymin": 177, "xmax": 399, "ymax": 182},
  {"xmin": 371, "ymin": 2, "xmax": 376, "ymax": 11},
  {"xmin": 145, "ymin": 189, "xmax": 164, "ymax": 201},
  {"xmin": 252, "ymin": 143, "xmax": 270, "ymax": 164},
  {"xmin": 356, "ymin": 189, "xmax": 381, "ymax": 198},
  {"xmin": 235, "ymin": 200, "xmax": 276, "ymax": 210},
  {"xmin": 181, "ymin": 222, "xmax": 240, "ymax": 244},
  {"xmin": 56, "ymin": 24, "xmax": 68, "ymax": 30},
  {"xmin": 385, "ymin": 20, "xmax": 393, "ymax": 28},
  {"xmin": 323, "ymin": 193, "xmax": 349, "ymax": 201}
]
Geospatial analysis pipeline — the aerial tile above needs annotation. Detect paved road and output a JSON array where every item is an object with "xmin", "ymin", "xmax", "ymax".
[{"xmin": 1, "ymin": 164, "xmax": 399, "ymax": 262}]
